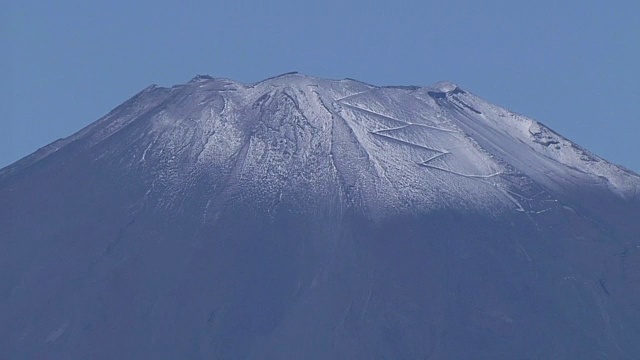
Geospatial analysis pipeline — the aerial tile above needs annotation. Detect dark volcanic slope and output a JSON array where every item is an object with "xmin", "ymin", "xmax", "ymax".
[{"xmin": 1, "ymin": 73, "xmax": 640, "ymax": 359}]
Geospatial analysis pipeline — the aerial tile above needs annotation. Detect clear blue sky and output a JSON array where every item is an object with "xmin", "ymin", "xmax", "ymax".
[{"xmin": 3, "ymin": 0, "xmax": 639, "ymax": 172}]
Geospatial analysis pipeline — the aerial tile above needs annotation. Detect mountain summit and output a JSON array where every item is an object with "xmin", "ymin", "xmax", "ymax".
[{"xmin": 2, "ymin": 74, "xmax": 640, "ymax": 359}]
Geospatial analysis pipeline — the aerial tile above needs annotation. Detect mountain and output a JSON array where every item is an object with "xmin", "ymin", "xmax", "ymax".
[{"xmin": 1, "ymin": 72, "xmax": 639, "ymax": 359}]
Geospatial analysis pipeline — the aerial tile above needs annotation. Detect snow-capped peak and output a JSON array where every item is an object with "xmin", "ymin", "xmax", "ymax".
[
  {"xmin": 4, "ymin": 73, "xmax": 638, "ymax": 216},
  {"xmin": 429, "ymin": 81, "xmax": 462, "ymax": 93}
]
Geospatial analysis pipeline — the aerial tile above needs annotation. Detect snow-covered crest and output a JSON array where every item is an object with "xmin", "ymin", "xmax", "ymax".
[{"xmin": 4, "ymin": 73, "xmax": 638, "ymax": 215}]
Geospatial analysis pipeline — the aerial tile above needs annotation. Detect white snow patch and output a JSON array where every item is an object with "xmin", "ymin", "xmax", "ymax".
[{"xmin": 45, "ymin": 321, "xmax": 69, "ymax": 343}]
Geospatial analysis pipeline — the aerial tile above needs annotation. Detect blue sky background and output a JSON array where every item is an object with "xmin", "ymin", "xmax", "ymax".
[{"xmin": 3, "ymin": 0, "xmax": 639, "ymax": 171}]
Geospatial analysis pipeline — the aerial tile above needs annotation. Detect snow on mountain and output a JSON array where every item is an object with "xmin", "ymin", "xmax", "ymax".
[
  {"xmin": 4, "ymin": 72, "xmax": 636, "ymax": 214},
  {"xmin": 2, "ymin": 73, "xmax": 640, "ymax": 359}
]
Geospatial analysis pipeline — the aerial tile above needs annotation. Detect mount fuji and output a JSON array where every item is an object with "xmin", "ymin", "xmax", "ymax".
[{"xmin": 1, "ymin": 73, "xmax": 639, "ymax": 359}]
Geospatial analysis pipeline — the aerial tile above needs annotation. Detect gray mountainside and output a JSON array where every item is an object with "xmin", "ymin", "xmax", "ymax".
[{"xmin": 1, "ymin": 73, "xmax": 640, "ymax": 359}]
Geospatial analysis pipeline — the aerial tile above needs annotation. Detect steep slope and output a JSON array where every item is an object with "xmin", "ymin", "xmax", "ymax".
[{"xmin": 1, "ymin": 73, "xmax": 639, "ymax": 359}]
